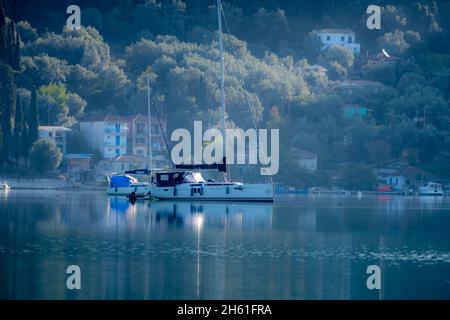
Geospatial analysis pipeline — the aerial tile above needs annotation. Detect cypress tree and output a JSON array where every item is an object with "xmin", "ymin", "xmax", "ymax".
[
  {"xmin": 7, "ymin": 19, "xmax": 19, "ymax": 70},
  {"xmin": 0, "ymin": 0, "xmax": 7, "ymax": 65},
  {"xmin": 27, "ymin": 87, "xmax": 39, "ymax": 151},
  {"xmin": 0, "ymin": 63, "xmax": 16, "ymax": 164},
  {"xmin": 0, "ymin": 122, "xmax": 3, "ymax": 168},
  {"xmin": 0, "ymin": 0, "xmax": 20, "ymax": 70},
  {"xmin": 13, "ymin": 92, "xmax": 23, "ymax": 163}
]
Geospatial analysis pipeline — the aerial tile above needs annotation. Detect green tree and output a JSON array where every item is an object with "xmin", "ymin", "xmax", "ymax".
[
  {"xmin": 29, "ymin": 138, "xmax": 62, "ymax": 173},
  {"xmin": 342, "ymin": 164, "xmax": 377, "ymax": 191},
  {"xmin": 323, "ymin": 45, "xmax": 354, "ymax": 69},
  {"xmin": 17, "ymin": 20, "xmax": 37, "ymax": 43},
  {"xmin": 38, "ymin": 83, "xmax": 70, "ymax": 125}
]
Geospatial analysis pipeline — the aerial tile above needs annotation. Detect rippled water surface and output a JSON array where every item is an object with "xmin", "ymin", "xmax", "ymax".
[{"xmin": 0, "ymin": 190, "xmax": 449, "ymax": 299}]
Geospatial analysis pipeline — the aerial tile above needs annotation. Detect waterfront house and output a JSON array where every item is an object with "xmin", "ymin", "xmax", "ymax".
[
  {"xmin": 97, "ymin": 154, "xmax": 155, "ymax": 175},
  {"xmin": 79, "ymin": 114, "xmax": 167, "ymax": 166},
  {"xmin": 311, "ymin": 28, "xmax": 360, "ymax": 54},
  {"xmin": 122, "ymin": 114, "xmax": 167, "ymax": 168},
  {"xmin": 79, "ymin": 115, "xmax": 128, "ymax": 159},
  {"xmin": 62, "ymin": 153, "xmax": 93, "ymax": 182},
  {"xmin": 38, "ymin": 126, "xmax": 71, "ymax": 154},
  {"xmin": 291, "ymin": 148, "xmax": 318, "ymax": 172}
]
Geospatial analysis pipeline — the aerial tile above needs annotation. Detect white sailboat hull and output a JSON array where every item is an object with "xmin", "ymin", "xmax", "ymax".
[{"xmin": 150, "ymin": 183, "xmax": 274, "ymax": 202}]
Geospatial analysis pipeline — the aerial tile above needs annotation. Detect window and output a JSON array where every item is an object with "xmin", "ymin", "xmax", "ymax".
[
  {"xmin": 341, "ymin": 36, "xmax": 344, "ymax": 41},
  {"xmin": 136, "ymin": 123, "xmax": 145, "ymax": 134},
  {"xmin": 116, "ymin": 136, "xmax": 120, "ymax": 145},
  {"xmin": 135, "ymin": 137, "xmax": 145, "ymax": 145},
  {"xmin": 115, "ymin": 149, "xmax": 120, "ymax": 156},
  {"xmin": 49, "ymin": 132, "xmax": 53, "ymax": 137},
  {"xmin": 115, "ymin": 123, "xmax": 120, "ymax": 132},
  {"xmin": 326, "ymin": 35, "xmax": 331, "ymax": 41},
  {"xmin": 348, "ymin": 36, "xmax": 353, "ymax": 43},
  {"xmin": 136, "ymin": 150, "xmax": 143, "ymax": 155}
]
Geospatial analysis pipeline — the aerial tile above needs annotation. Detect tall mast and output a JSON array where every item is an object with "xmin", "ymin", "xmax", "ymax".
[
  {"xmin": 147, "ymin": 76, "xmax": 153, "ymax": 169},
  {"xmin": 217, "ymin": 0, "xmax": 227, "ymax": 181}
]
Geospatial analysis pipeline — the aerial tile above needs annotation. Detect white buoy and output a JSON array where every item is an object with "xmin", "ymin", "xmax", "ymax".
[{"xmin": 357, "ymin": 191, "xmax": 363, "ymax": 199}]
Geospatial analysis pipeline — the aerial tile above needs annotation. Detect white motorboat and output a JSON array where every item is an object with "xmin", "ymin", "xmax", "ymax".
[
  {"xmin": 106, "ymin": 174, "xmax": 151, "ymax": 196},
  {"xmin": 418, "ymin": 182, "xmax": 444, "ymax": 196}
]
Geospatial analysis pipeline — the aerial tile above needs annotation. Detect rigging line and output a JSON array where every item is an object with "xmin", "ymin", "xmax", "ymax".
[
  {"xmin": 221, "ymin": 5, "xmax": 258, "ymax": 133},
  {"xmin": 150, "ymin": 95, "xmax": 175, "ymax": 169},
  {"xmin": 220, "ymin": 3, "xmax": 273, "ymax": 184}
]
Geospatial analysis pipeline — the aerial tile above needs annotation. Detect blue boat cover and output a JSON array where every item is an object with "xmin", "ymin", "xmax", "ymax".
[{"xmin": 110, "ymin": 175, "xmax": 136, "ymax": 187}]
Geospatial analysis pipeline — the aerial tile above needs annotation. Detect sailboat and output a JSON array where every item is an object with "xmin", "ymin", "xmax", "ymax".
[{"xmin": 126, "ymin": 0, "xmax": 274, "ymax": 202}]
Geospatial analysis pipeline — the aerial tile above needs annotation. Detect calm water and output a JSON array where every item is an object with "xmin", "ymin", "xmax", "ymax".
[{"xmin": 0, "ymin": 190, "xmax": 449, "ymax": 300}]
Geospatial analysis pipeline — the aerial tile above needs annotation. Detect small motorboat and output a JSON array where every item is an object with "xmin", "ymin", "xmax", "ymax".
[
  {"xmin": 419, "ymin": 182, "xmax": 444, "ymax": 196},
  {"xmin": 107, "ymin": 175, "xmax": 151, "ymax": 196},
  {"xmin": 2, "ymin": 183, "xmax": 11, "ymax": 190}
]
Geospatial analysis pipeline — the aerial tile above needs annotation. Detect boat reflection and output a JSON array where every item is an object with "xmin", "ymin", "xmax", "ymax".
[{"xmin": 148, "ymin": 201, "xmax": 274, "ymax": 230}]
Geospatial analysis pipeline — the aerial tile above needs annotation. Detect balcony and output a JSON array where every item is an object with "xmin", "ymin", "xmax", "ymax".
[
  {"xmin": 104, "ymin": 126, "xmax": 128, "ymax": 134},
  {"xmin": 104, "ymin": 141, "xmax": 126, "ymax": 147}
]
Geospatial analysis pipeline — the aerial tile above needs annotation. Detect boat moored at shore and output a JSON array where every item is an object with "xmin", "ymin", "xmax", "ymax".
[
  {"xmin": 419, "ymin": 182, "xmax": 444, "ymax": 196},
  {"xmin": 148, "ymin": 170, "xmax": 274, "ymax": 202}
]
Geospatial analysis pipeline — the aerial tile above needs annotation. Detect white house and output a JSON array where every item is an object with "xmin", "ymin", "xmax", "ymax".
[
  {"xmin": 79, "ymin": 115, "xmax": 128, "ymax": 159},
  {"xmin": 312, "ymin": 28, "xmax": 360, "ymax": 54},
  {"xmin": 291, "ymin": 148, "xmax": 318, "ymax": 172},
  {"xmin": 38, "ymin": 126, "xmax": 71, "ymax": 154}
]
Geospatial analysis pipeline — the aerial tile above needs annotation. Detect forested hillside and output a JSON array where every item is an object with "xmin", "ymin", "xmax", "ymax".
[{"xmin": 1, "ymin": 0, "xmax": 450, "ymax": 187}]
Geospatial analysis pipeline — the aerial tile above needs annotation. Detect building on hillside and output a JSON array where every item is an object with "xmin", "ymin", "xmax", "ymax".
[
  {"xmin": 303, "ymin": 64, "xmax": 328, "ymax": 76},
  {"xmin": 79, "ymin": 115, "xmax": 128, "ymax": 159},
  {"xmin": 311, "ymin": 28, "xmax": 360, "ymax": 54},
  {"xmin": 38, "ymin": 126, "xmax": 71, "ymax": 154},
  {"xmin": 79, "ymin": 114, "xmax": 167, "ymax": 167},
  {"xmin": 291, "ymin": 148, "xmax": 318, "ymax": 172},
  {"xmin": 123, "ymin": 113, "xmax": 167, "ymax": 168},
  {"xmin": 336, "ymin": 79, "xmax": 385, "ymax": 97},
  {"xmin": 364, "ymin": 49, "xmax": 401, "ymax": 66},
  {"xmin": 342, "ymin": 104, "xmax": 370, "ymax": 120}
]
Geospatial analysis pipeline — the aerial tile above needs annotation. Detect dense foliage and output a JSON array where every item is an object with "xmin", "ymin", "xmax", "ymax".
[
  {"xmin": 29, "ymin": 138, "xmax": 62, "ymax": 172},
  {"xmin": 1, "ymin": 0, "xmax": 449, "ymax": 187}
]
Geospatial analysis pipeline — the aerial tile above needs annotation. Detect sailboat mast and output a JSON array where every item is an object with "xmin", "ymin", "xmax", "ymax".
[
  {"xmin": 217, "ymin": 0, "xmax": 227, "ymax": 181},
  {"xmin": 147, "ymin": 76, "xmax": 153, "ymax": 169}
]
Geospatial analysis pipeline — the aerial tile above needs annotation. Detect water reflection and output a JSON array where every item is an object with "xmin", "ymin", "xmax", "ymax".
[{"xmin": 0, "ymin": 191, "xmax": 449, "ymax": 299}]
